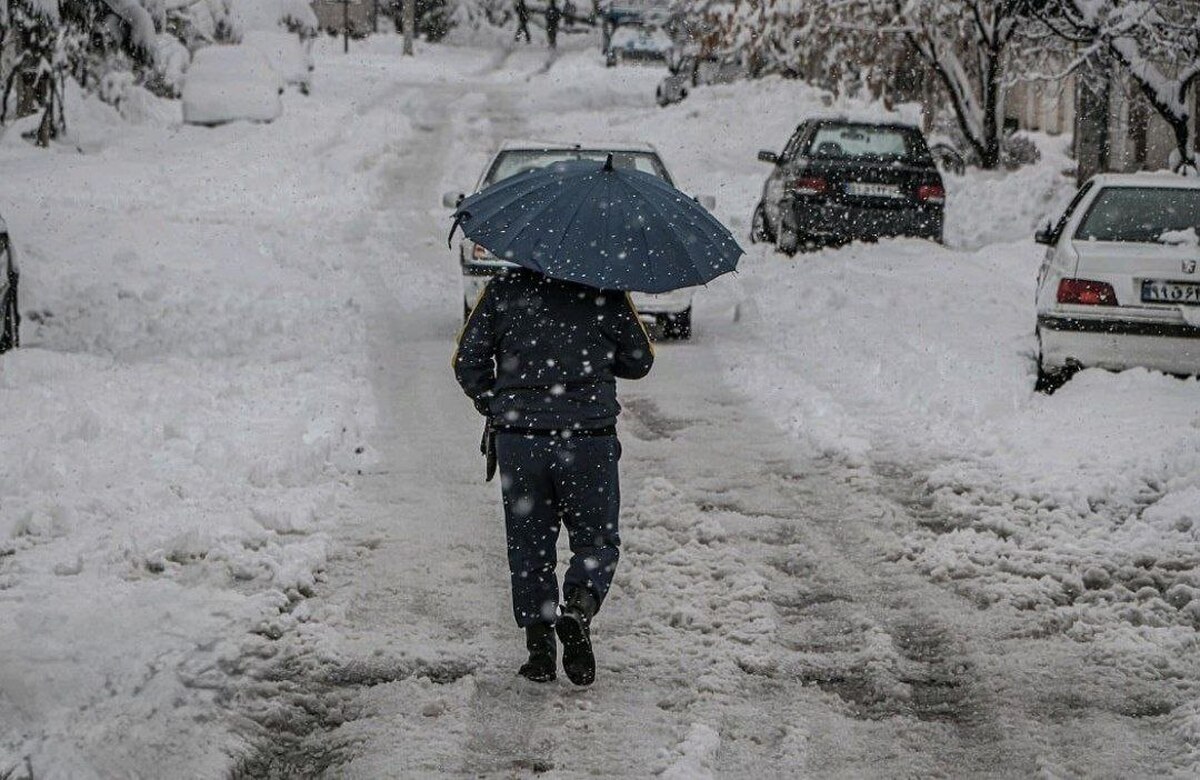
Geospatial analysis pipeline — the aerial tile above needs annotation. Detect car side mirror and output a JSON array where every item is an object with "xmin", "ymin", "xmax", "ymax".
[
  {"xmin": 1034, "ymin": 217, "xmax": 1058, "ymax": 246},
  {"xmin": 694, "ymin": 194, "xmax": 716, "ymax": 210},
  {"xmin": 442, "ymin": 191, "xmax": 463, "ymax": 209},
  {"xmin": 757, "ymin": 150, "xmax": 780, "ymax": 164}
]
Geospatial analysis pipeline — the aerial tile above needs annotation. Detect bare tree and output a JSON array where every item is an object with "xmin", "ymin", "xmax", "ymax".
[
  {"xmin": 864, "ymin": 0, "xmax": 1037, "ymax": 170},
  {"xmin": 403, "ymin": 0, "xmax": 414, "ymax": 54},
  {"xmin": 1036, "ymin": 0, "xmax": 1200, "ymax": 171},
  {"xmin": 674, "ymin": 0, "xmax": 1040, "ymax": 169}
]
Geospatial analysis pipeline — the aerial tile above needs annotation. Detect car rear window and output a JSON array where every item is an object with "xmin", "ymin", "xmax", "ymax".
[
  {"xmin": 1075, "ymin": 187, "xmax": 1200, "ymax": 242},
  {"xmin": 807, "ymin": 124, "xmax": 930, "ymax": 163},
  {"xmin": 484, "ymin": 150, "xmax": 669, "ymax": 187}
]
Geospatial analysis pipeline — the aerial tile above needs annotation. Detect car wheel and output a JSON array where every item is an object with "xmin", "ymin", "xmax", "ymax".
[
  {"xmin": 660, "ymin": 308, "xmax": 692, "ymax": 340},
  {"xmin": 1034, "ymin": 328, "xmax": 1074, "ymax": 394},
  {"xmin": 1, "ymin": 273, "xmax": 18, "ymax": 354},
  {"xmin": 775, "ymin": 225, "xmax": 800, "ymax": 256},
  {"xmin": 750, "ymin": 203, "xmax": 774, "ymax": 244}
]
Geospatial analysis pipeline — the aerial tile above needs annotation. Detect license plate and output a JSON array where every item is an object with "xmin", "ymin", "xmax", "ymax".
[
  {"xmin": 1142, "ymin": 279, "xmax": 1200, "ymax": 305},
  {"xmin": 845, "ymin": 182, "xmax": 902, "ymax": 198}
]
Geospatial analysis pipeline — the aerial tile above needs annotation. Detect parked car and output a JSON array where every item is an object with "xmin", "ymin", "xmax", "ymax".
[
  {"xmin": 182, "ymin": 45, "xmax": 283, "ymax": 126},
  {"xmin": 1, "ymin": 215, "xmax": 19, "ymax": 354},
  {"xmin": 443, "ymin": 140, "xmax": 714, "ymax": 339},
  {"xmin": 1034, "ymin": 173, "xmax": 1200, "ymax": 391},
  {"xmin": 656, "ymin": 68, "xmax": 689, "ymax": 106},
  {"xmin": 605, "ymin": 24, "xmax": 673, "ymax": 67},
  {"xmin": 242, "ymin": 30, "xmax": 314, "ymax": 95},
  {"xmin": 751, "ymin": 118, "xmax": 945, "ymax": 253},
  {"xmin": 656, "ymin": 55, "xmax": 743, "ymax": 106}
]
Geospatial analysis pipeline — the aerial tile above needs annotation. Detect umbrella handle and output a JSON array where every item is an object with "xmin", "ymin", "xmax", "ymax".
[{"xmin": 448, "ymin": 212, "xmax": 467, "ymax": 249}]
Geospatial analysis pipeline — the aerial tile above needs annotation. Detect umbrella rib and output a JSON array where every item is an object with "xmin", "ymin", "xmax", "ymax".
[
  {"xmin": 462, "ymin": 176, "xmax": 579, "ymax": 231},
  {"xmin": 531, "ymin": 173, "xmax": 610, "ymax": 281},
  {"xmin": 495, "ymin": 174, "xmax": 603, "ymax": 267},
  {"xmin": 634, "ymin": 176, "xmax": 742, "ymax": 284},
  {"xmin": 620, "ymin": 176, "xmax": 706, "ymax": 289}
]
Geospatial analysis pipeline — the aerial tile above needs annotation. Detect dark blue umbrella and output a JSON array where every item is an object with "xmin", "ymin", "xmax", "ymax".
[{"xmin": 448, "ymin": 156, "xmax": 743, "ymax": 294}]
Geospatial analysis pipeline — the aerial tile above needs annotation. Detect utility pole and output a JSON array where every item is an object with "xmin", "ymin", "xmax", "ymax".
[
  {"xmin": 342, "ymin": 0, "xmax": 350, "ymax": 53},
  {"xmin": 403, "ymin": 0, "xmax": 415, "ymax": 55}
]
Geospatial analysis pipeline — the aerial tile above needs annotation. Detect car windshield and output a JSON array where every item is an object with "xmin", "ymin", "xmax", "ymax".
[
  {"xmin": 807, "ymin": 124, "xmax": 927, "ymax": 163},
  {"xmin": 1075, "ymin": 187, "xmax": 1200, "ymax": 242},
  {"xmin": 483, "ymin": 149, "xmax": 669, "ymax": 187}
]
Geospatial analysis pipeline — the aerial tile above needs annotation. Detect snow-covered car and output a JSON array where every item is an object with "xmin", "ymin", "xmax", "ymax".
[
  {"xmin": 752, "ymin": 118, "xmax": 945, "ymax": 253},
  {"xmin": 656, "ymin": 70, "xmax": 688, "ymax": 106},
  {"xmin": 656, "ymin": 55, "xmax": 744, "ymax": 107},
  {"xmin": 243, "ymin": 30, "xmax": 314, "ymax": 95},
  {"xmin": 1035, "ymin": 173, "xmax": 1200, "ymax": 390},
  {"xmin": 605, "ymin": 24, "xmax": 673, "ymax": 66},
  {"xmin": 1, "ymin": 215, "xmax": 19, "ymax": 354},
  {"xmin": 182, "ymin": 45, "xmax": 284, "ymax": 126},
  {"xmin": 443, "ymin": 140, "xmax": 713, "ymax": 339}
]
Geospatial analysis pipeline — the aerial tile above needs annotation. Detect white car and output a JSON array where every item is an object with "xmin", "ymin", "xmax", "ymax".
[
  {"xmin": 443, "ymin": 140, "xmax": 712, "ymax": 339},
  {"xmin": 606, "ymin": 25, "xmax": 673, "ymax": 66},
  {"xmin": 182, "ymin": 45, "xmax": 283, "ymax": 126},
  {"xmin": 1, "ymin": 215, "xmax": 18, "ymax": 354},
  {"xmin": 242, "ymin": 30, "xmax": 314, "ymax": 95},
  {"xmin": 1035, "ymin": 173, "xmax": 1200, "ymax": 389}
]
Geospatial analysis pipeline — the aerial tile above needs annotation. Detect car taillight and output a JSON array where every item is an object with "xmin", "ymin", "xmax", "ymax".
[
  {"xmin": 1057, "ymin": 278, "xmax": 1118, "ymax": 306},
  {"xmin": 916, "ymin": 184, "xmax": 945, "ymax": 204},
  {"xmin": 789, "ymin": 176, "xmax": 828, "ymax": 195}
]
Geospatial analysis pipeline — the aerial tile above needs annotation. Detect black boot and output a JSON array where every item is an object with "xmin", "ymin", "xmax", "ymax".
[
  {"xmin": 518, "ymin": 622, "xmax": 557, "ymax": 683},
  {"xmin": 556, "ymin": 588, "xmax": 598, "ymax": 686}
]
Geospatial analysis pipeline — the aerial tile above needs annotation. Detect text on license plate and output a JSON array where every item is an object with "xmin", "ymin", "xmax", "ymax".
[
  {"xmin": 1142, "ymin": 279, "xmax": 1200, "ymax": 304},
  {"xmin": 845, "ymin": 182, "xmax": 902, "ymax": 198}
]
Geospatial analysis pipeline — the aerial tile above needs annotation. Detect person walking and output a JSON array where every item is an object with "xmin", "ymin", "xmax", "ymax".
[
  {"xmin": 545, "ymin": 0, "xmax": 561, "ymax": 49},
  {"xmin": 453, "ymin": 269, "xmax": 654, "ymax": 685},
  {"xmin": 446, "ymin": 155, "xmax": 742, "ymax": 682},
  {"xmin": 514, "ymin": 0, "xmax": 532, "ymax": 43}
]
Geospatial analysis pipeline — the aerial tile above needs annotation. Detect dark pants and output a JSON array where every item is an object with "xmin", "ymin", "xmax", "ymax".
[{"xmin": 495, "ymin": 433, "xmax": 622, "ymax": 628}]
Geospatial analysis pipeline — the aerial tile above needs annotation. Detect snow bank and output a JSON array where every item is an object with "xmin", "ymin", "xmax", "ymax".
[
  {"xmin": 0, "ymin": 39, "xmax": 396, "ymax": 775},
  {"xmin": 714, "ymin": 233, "xmax": 1200, "ymax": 633}
]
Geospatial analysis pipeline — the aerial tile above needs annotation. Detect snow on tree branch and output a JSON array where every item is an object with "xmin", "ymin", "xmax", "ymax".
[{"xmin": 1041, "ymin": 0, "xmax": 1200, "ymax": 170}]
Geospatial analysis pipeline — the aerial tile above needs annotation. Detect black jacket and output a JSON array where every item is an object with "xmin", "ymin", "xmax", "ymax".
[{"xmin": 453, "ymin": 270, "xmax": 654, "ymax": 431}]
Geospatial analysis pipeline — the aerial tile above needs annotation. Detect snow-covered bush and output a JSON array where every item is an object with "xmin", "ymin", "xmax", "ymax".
[
  {"xmin": 451, "ymin": 0, "xmax": 512, "ymax": 35},
  {"xmin": 0, "ymin": 0, "xmax": 163, "ymax": 143},
  {"xmin": 145, "ymin": 32, "xmax": 189, "ymax": 96}
]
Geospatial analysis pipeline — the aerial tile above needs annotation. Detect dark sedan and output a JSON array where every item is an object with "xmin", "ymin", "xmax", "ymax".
[{"xmin": 751, "ymin": 119, "xmax": 945, "ymax": 253}]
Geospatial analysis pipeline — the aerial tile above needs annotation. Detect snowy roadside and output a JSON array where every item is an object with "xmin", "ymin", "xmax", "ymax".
[{"xmin": 0, "ymin": 40, "xmax": 494, "ymax": 776}]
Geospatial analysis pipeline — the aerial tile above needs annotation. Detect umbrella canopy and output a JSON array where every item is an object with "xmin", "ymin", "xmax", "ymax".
[{"xmin": 448, "ymin": 156, "xmax": 743, "ymax": 294}]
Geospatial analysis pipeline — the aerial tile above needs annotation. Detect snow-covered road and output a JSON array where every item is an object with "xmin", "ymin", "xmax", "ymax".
[{"xmin": 3, "ymin": 35, "xmax": 1200, "ymax": 778}]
